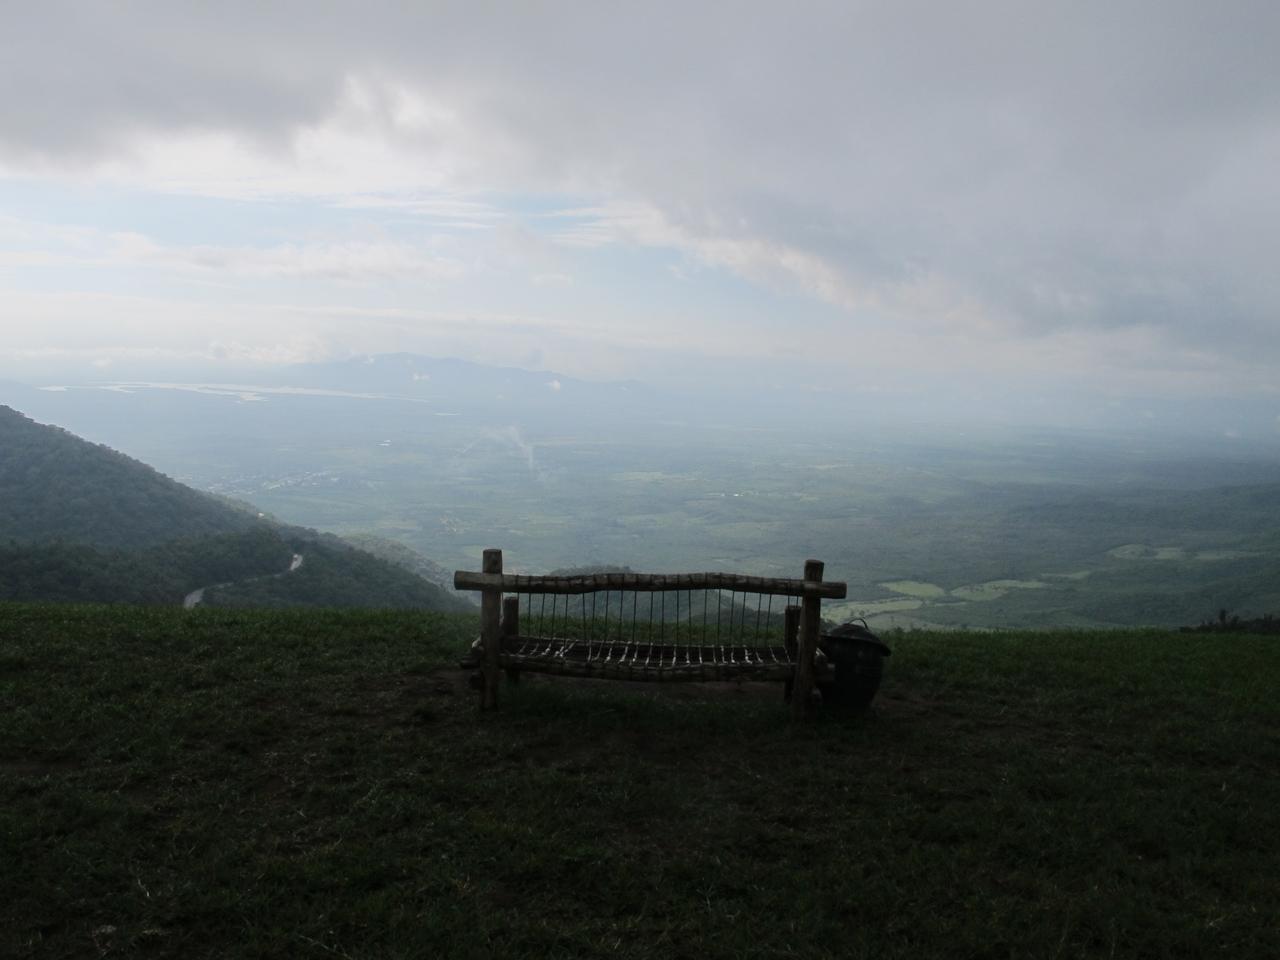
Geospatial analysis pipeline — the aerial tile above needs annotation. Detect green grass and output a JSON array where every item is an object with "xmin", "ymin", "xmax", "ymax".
[{"xmin": 3, "ymin": 603, "xmax": 1278, "ymax": 958}]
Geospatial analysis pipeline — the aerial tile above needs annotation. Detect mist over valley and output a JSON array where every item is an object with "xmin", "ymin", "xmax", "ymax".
[{"xmin": 6, "ymin": 353, "xmax": 1278, "ymax": 629}]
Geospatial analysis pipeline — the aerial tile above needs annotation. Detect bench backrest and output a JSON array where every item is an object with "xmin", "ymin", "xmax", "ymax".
[{"xmin": 454, "ymin": 549, "xmax": 846, "ymax": 720}]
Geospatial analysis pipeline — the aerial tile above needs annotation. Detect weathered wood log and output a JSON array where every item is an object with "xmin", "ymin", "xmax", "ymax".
[
  {"xmin": 783, "ymin": 604, "xmax": 800, "ymax": 702},
  {"xmin": 453, "ymin": 569, "xmax": 847, "ymax": 599},
  {"xmin": 502, "ymin": 595, "xmax": 521, "ymax": 685},
  {"xmin": 791, "ymin": 560, "xmax": 823, "ymax": 722},
  {"xmin": 480, "ymin": 548, "xmax": 502, "ymax": 710}
]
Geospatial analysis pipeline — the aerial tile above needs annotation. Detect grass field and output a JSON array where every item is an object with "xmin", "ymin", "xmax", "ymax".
[{"xmin": 3, "ymin": 604, "xmax": 1278, "ymax": 958}]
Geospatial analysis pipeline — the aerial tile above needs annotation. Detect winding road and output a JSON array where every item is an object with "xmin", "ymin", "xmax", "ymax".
[{"xmin": 183, "ymin": 552, "xmax": 304, "ymax": 609}]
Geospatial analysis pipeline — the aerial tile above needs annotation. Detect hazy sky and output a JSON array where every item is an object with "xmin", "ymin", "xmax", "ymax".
[{"xmin": 2, "ymin": 2, "xmax": 1278, "ymax": 407}]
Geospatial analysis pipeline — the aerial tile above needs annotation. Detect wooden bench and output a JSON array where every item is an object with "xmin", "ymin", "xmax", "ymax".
[{"xmin": 454, "ymin": 549, "xmax": 847, "ymax": 721}]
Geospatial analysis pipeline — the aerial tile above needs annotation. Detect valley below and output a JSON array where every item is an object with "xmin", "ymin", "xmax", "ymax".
[{"xmin": 8, "ymin": 358, "xmax": 1279, "ymax": 629}]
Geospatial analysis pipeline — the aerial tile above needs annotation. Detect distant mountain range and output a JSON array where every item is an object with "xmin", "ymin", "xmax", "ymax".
[
  {"xmin": 0, "ymin": 404, "xmax": 470, "ymax": 612},
  {"xmin": 0, "ymin": 354, "xmax": 670, "ymax": 493},
  {"xmin": 5, "ymin": 352, "xmax": 654, "ymax": 432}
]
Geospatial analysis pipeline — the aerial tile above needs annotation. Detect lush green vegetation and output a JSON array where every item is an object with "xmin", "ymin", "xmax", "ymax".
[
  {"xmin": 205, "ymin": 531, "xmax": 472, "ymax": 612},
  {"xmin": 0, "ymin": 528, "xmax": 471, "ymax": 612},
  {"xmin": 0, "ymin": 405, "xmax": 254, "ymax": 549},
  {"xmin": 342, "ymin": 533, "xmax": 474, "ymax": 605},
  {"xmin": 0, "ymin": 406, "xmax": 469, "ymax": 612},
  {"xmin": 0, "ymin": 529, "xmax": 293, "ymax": 604},
  {"xmin": 4, "ymin": 603, "xmax": 1276, "ymax": 957}
]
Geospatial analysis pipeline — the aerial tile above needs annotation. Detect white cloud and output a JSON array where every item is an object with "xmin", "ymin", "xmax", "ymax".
[
  {"xmin": 532, "ymin": 272, "xmax": 572, "ymax": 287},
  {"xmin": 1, "ymin": 2, "xmax": 1278, "ymax": 398},
  {"xmin": 0, "ymin": 216, "xmax": 465, "ymax": 283}
]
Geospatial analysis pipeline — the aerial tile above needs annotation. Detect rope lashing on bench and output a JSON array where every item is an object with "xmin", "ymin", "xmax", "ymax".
[
  {"xmin": 506, "ymin": 586, "xmax": 793, "ymax": 671},
  {"xmin": 455, "ymin": 553, "xmax": 847, "ymax": 715}
]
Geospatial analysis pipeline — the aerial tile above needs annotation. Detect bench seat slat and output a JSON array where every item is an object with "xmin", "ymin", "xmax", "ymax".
[
  {"xmin": 498, "ymin": 653, "xmax": 825, "ymax": 683},
  {"xmin": 493, "ymin": 636, "xmax": 829, "ymax": 683}
]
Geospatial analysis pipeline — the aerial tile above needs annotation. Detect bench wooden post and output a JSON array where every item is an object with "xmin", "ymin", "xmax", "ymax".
[
  {"xmin": 783, "ymin": 604, "xmax": 800, "ymax": 702},
  {"xmin": 453, "ymin": 554, "xmax": 848, "ymax": 718},
  {"xmin": 480, "ymin": 548, "xmax": 502, "ymax": 710},
  {"xmin": 791, "ymin": 559, "xmax": 823, "ymax": 721},
  {"xmin": 502, "ymin": 595, "xmax": 521, "ymax": 685}
]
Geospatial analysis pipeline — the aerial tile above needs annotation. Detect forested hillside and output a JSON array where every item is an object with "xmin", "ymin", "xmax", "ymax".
[
  {"xmin": 342, "ymin": 533, "xmax": 473, "ymax": 604},
  {"xmin": 0, "ymin": 406, "xmax": 469, "ymax": 611},
  {"xmin": 0, "ymin": 528, "xmax": 292, "ymax": 605},
  {"xmin": 0, "ymin": 404, "xmax": 255, "ymax": 548},
  {"xmin": 204, "ymin": 529, "xmax": 473, "ymax": 612}
]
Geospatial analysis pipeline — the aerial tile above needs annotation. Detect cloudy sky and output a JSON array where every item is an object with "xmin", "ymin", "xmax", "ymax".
[{"xmin": 1, "ymin": 1, "xmax": 1277, "ymax": 408}]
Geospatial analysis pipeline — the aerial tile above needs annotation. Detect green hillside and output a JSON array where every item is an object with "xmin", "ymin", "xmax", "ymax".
[
  {"xmin": 0, "ymin": 404, "xmax": 255, "ymax": 549},
  {"xmin": 0, "ymin": 406, "xmax": 469, "ymax": 612},
  {"xmin": 0, "ymin": 528, "xmax": 293, "ymax": 605},
  {"xmin": 202, "ymin": 529, "xmax": 473, "ymax": 612},
  {"xmin": 2, "ymin": 603, "xmax": 1276, "ymax": 958},
  {"xmin": 342, "ymin": 533, "xmax": 475, "ymax": 605},
  {"xmin": 0, "ymin": 527, "xmax": 472, "ymax": 612}
]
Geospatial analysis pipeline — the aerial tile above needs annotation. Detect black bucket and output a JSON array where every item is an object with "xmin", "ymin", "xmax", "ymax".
[{"xmin": 818, "ymin": 620, "xmax": 891, "ymax": 712}]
